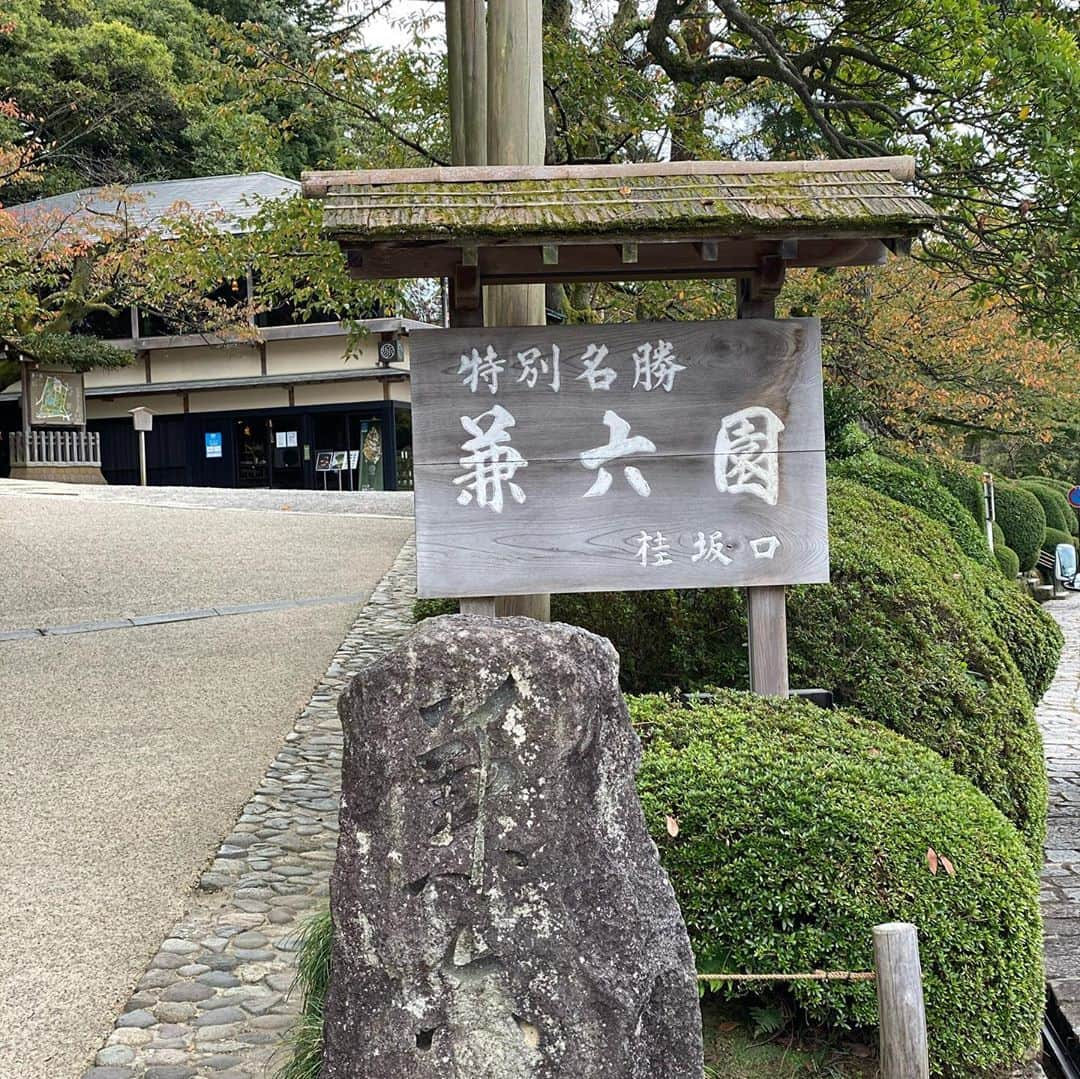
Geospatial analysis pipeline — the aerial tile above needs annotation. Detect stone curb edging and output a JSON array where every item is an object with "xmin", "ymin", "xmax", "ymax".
[{"xmin": 82, "ymin": 540, "xmax": 417, "ymax": 1079}]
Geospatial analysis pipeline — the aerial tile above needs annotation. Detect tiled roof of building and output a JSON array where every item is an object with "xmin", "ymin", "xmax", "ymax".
[{"xmin": 7, "ymin": 172, "xmax": 300, "ymax": 233}]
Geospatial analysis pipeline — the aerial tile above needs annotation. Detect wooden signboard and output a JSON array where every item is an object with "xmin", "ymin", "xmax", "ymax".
[
  {"xmin": 29, "ymin": 369, "xmax": 85, "ymax": 427},
  {"xmin": 411, "ymin": 319, "xmax": 828, "ymax": 599}
]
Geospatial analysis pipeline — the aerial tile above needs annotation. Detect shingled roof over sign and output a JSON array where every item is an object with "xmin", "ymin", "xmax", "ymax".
[
  {"xmin": 302, "ymin": 157, "xmax": 934, "ymax": 284},
  {"xmin": 303, "ymin": 157, "xmax": 933, "ymax": 243}
]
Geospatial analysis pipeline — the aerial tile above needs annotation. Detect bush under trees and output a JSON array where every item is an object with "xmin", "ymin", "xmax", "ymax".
[
  {"xmin": 831, "ymin": 453, "xmax": 992, "ymax": 565},
  {"xmin": 993, "ymin": 482, "xmax": 1047, "ymax": 572},
  {"xmin": 280, "ymin": 692, "xmax": 1046, "ymax": 1079},
  {"xmin": 418, "ymin": 479, "xmax": 1056, "ymax": 854},
  {"xmin": 633, "ymin": 691, "xmax": 1045, "ymax": 1077},
  {"xmin": 1020, "ymin": 480, "xmax": 1075, "ymax": 535}
]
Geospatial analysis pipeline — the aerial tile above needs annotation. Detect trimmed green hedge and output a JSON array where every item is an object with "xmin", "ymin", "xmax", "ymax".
[
  {"xmin": 831, "ymin": 453, "xmax": 992, "ymax": 565},
  {"xmin": 994, "ymin": 482, "xmax": 1047, "ymax": 572},
  {"xmin": 420, "ymin": 479, "xmax": 1055, "ymax": 853},
  {"xmin": 994, "ymin": 541, "xmax": 1021, "ymax": 581},
  {"xmin": 1020, "ymin": 480, "xmax": 1074, "ymax": 535},
  {"xmin": 633, "ymin": 692, "xmax": 1044, "ymax": 1077},
  {"xmin": 933, "ymin": 460, "xmax": 988, "ymax": 532},
  {"xmin": 279, "ymin": 693, "xmax": 1044, "ymax": 1079},
  {"xmin": 787, "ymin": 480, "xmax": 1048, "ymax": 853}
]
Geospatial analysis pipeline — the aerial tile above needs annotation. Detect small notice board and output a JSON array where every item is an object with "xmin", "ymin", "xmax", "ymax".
[{"xmin": 410, "ymin": 319, "xmax": 828, "ymax": 599}]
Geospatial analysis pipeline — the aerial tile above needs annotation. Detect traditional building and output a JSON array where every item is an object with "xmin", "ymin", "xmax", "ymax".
[{"xmin": 1, "ymin": 173, "xmax": 423, "ymax": 489}]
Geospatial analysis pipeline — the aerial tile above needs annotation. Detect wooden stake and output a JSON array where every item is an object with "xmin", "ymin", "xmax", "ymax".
[{"xmin": 873, "ymin": 923, "xmax": 930, "ymax": 1079}]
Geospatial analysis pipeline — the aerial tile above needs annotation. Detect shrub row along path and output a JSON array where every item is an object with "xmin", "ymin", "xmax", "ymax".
[
  {"xmin": 78, "ymin": 538, "xmax": 419, "ymax": 1078},
  {"xmin": 0, "ymin": 480, "xmax": 413, "ymax": 1079},
  {"xmin": 1040, "ymin": 593, "xmax": 1080, "ymax": 1036}
]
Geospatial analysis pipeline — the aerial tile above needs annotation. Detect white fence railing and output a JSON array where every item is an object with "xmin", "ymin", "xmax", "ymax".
[{"xmin": 10, "ymin": 430, "xmax": 101, "ymax": 467}]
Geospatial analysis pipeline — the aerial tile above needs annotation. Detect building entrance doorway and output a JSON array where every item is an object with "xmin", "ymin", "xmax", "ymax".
[{"xmin": 236, "ymin": 418, "xmax": 269, "ymax": 487}]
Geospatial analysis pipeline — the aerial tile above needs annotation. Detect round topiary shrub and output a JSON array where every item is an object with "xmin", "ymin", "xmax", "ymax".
[
  {"xmin": 785, "ymin": 479, "xmax": 1049, "ymax": 853},
  {"xmin": 933, "ymin": 459, "xmax": 988, "ymax": 531},
  {"xmin": 632, "ymin": 691, "xmax": 1044, "ymax": 1077},
  {"xmin": 993, "ymin": 482, "xmax": 1046, "ymax": 572},
  {"xmin": 978, "ymin": 561, "xmax": 1062, "ymax": 701},
  {"xmin": 831, "ymin": 453, "xmax": 992, "ymax": 565},
  {"xmin": 1020, "ymin": 480, "xmax": 1074, "ymax": 535},
  {"xmin": 994, "ymin": 543, "xmax": 1021, "ymax": 580}
]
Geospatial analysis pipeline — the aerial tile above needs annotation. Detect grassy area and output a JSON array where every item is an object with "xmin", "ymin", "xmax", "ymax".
[{"xmin": 702, "ymin": 997, "xmax": 877, "ymax": 1078}]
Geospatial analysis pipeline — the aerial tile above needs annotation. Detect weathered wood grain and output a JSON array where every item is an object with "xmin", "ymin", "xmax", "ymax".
[
  {"xmin": 873, "ymin": 923, "xmax": 930, "ymax": 1079},
  {"xmin": 410, "ymin": 319, "xmax": 828, "ymax": 599}
]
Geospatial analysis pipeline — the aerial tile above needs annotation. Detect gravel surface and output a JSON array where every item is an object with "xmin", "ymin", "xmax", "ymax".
[{"xmin": 80, "ymin": 541, "xmax": 418, "ymax": 1078}]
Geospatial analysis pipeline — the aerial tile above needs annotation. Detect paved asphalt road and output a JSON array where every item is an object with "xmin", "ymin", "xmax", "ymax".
[{"xmin": 0, "ymin": 480, "xmax": 413, "ymax": 1078}]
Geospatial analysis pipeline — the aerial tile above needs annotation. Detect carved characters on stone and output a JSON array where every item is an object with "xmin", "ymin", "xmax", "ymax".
[{"xmin": 322, "ymin": 616, "xmax": 704, "ymax": 1079}]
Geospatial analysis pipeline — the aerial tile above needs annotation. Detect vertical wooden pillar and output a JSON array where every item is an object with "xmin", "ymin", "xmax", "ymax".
[
  {"xmin": 737, "ymin": 274, "xmax": 790, "ymax": 696},
  {"xmin": 483, "ymin": 0, "xmax": 549, "ymax": 621},
  {"xmin": 446, "ymin": 0, "xmax": 488, "ymax": 167}
]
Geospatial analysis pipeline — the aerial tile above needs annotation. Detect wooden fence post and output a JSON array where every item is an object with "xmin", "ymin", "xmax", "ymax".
[{"xmin": 873, "ymin": 922, "xmax": 930, "ymax": 1079}]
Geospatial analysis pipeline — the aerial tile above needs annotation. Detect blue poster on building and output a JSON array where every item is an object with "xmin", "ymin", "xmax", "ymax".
[{"xmin": 205, "ymin": 432, "xmax": 223, "ymax": 459}]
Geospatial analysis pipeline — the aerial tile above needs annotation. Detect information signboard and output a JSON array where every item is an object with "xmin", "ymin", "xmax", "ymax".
[
  {"xmin": 410, "ymin": 319, "xmax": 828, "ymax": 599},
  {"xmin": 29, "ymin": 369, "xmax": 85, "ymax": 426},
  {"xmin": 204, "ymin": 432, "xmax": 222, "ymax": 459}
]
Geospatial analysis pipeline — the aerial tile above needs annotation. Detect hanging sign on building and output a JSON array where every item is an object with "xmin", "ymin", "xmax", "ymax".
[
  {"xmin": 410, "ymin": 319, "xmax": 829, "ymax": 599},
  {"xmin": 29, "ymin": 369, "xmax": 85, "ymax": 426}
]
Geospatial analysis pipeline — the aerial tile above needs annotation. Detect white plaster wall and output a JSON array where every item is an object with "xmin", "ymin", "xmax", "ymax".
[
  {"xmin": 88, "ymin": 394, "xmax": 185, "ymax": 419},
  {"xmin": 150, "ymin": 345, "xmax": 261, "ymax": 383}
]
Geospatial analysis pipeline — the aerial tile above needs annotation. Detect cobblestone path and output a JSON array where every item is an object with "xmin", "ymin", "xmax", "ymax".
[
  {"xmin": 83, "ymin": 541, "xmax": 417, "ymax": 1079},
  {"xmin": 1040, "ymin": 593, "xmax": 1080, "ymax": 1038}
]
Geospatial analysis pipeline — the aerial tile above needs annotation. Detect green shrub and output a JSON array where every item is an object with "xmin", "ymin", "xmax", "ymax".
[
  {"xmin": 994, "ymin": 542, "xmax": 1021, "ymax": 581},
  {"xmin": 279, "ymin": 693, "xmax": 1044, "ymax": 1079},
  {"xmin": 420, "ymin": 480, "xmax": 1053, "ymax": 852},
  {"xmin": 415, "ymin": 589, "xmax": 747, "ymax": 695},
  {"xmin": 933, "ymin": 460, "xmax": 988, "ymax": 531},
  {"xmin": 993, "ymin": 482, "xmax": 1046, "ymax": 572},
  {"xmin": 787, "ymin": 480, "xmax": 1048, "ymax": 853},
  {"xmin": 830, "ymin": 453, "xmax": 992, "ymax": 565},
  {"xmin": 979, "ymin": 563, "xmax": 1062, "ymax": 701},
  {"xmin": 632, "ymin": 691, "xmax": 1044, "ymax": 1077},
  {"xmin": 1020, "ymin": 480, "xmax": 1074, "ymax": 535}
]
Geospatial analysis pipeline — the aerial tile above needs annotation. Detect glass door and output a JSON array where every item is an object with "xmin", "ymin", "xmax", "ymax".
[
  {"xmin": 268, "ymin": 418, "xmax": 303, "ymax": 489},
  {"xmin": 236, "ymin": 418, "xmax": 270, "ymax": 487}
]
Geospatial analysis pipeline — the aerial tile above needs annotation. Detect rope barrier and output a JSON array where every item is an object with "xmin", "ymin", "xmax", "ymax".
[{"xmin": 697, "ymin": 971, "xmax": 876, "ymax": 983}]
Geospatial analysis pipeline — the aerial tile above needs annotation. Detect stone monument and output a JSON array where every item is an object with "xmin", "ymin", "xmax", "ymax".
[{"xmin": 322, "ymin": 615, "xmax": 703, "ymax": 1078}]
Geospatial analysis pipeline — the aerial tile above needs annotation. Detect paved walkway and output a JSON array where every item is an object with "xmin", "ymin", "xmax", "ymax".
[
  {"xmin": 1039, "ymin": 593, "xmax": 1080, "ymax": 1036},
  {"xmin": 81, "ymin": 542, "xmax": 417, "ymax": 1077},
  {"xmin": 0, "ymin": 481, "xmax": 413, "ymax": 1079}
]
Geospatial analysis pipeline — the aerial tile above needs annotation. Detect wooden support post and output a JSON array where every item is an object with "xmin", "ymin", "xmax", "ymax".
[
  {"xmin": 445, "ymin": 0, "xmax": 487, "ymax": 167},
  {"xmin": 873, "ymin": 923, "xmax": 930, "ymax": 1079},
  {"xmin": 138, "ymin": 429, "xmax": 147, "ymax": 486},
  {"xmin": 737, "ymin": 272, "xmax": 790, "ymax": 695},
  {"xmin": 481, "ymin": 0, "xmax": 549, "ymax": 622}
]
